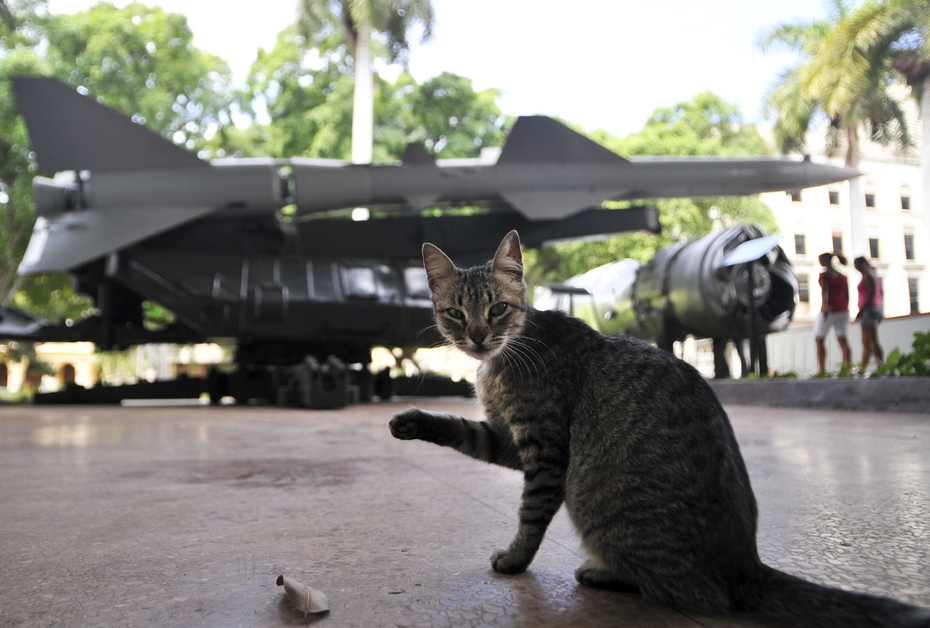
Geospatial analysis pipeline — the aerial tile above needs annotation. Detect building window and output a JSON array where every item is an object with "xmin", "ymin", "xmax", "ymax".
[
  {"xmin": 829, "ymin": 190, "xmax": 840, "ymax": 205},
  {"xmin": 798, "ymin": 275, "xmax": 810, "ymax": 303},
  {"xmin": 794, "ymin": 234, "xmax": 806, "ymax": 256},
  {"xmin": 865, "ymin": 193, "xmax": 876, "ymax": 208},
  {"xmin": 869, "ymin": 238, "xmax": 880, "ymax": 259},
  {"xmin": 832, "ymin": 232, "xmax": 844, "ymax": 255},
  {"xmin": 901, "ymin": 195, "xmax": 911, "ymax": 210},
  {"xmin": 908, "ymin": 277, "xmax": 920, "ymax": 314},
  {"xmin": 0, "ymin": 362, "xmax": 7, "ymax": 389},
  {"xmin": 904, "ymin": 233, "xmax": 915, "ymax": 261},
  {"xmin": 789, "ymin": 190, "xmax": 801, "ymax": 202}
]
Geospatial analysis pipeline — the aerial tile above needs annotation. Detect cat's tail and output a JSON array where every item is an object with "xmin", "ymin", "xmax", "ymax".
[{"xmin": 734, "ymin": 564, "xmax": 930, "ymax": 628}]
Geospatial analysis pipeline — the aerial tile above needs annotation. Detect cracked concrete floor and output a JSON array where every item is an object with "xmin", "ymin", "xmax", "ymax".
[{"xmin": 0, "ymin": 399, "xmax": 928, "ymax": 627}]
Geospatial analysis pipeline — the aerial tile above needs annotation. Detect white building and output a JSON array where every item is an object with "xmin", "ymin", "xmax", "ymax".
[{"xmin": 761, "ymin": 137, "xmax": 928, "ymax": 323}]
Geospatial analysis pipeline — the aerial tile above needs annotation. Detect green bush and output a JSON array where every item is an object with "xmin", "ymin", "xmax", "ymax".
[{"xmin": 872, "ymin": 331, "xmax": 930, "ymax": 377}]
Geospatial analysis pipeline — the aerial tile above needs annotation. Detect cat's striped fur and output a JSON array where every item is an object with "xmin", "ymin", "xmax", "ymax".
[{"xmin": 389, "ymin": 230, "xmax": 930, "ymax": 628}]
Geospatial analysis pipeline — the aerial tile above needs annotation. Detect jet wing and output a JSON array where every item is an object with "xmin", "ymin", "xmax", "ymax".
[
  {"xmin": 12, "ymin": 78, "xmax": 281, "ymax": 273},
  {"xmin": 19, "ymin": 206, "xmax": 216, "ymax": 274}
]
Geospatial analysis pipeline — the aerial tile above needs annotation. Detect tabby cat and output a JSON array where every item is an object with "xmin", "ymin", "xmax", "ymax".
[{"xmin": 389, "ymin": 230, "xmax": 929, "ymax": 628}]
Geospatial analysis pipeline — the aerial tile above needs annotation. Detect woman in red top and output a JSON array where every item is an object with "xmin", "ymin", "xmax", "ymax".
[{"xmin": 814, "ymin": 251, "xmax": 851, "ymax": 375}]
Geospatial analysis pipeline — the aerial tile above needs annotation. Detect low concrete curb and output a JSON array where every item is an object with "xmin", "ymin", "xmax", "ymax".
[{"xmin": 708, "ymin": 377, "xmax": 930, "ymax": 413}]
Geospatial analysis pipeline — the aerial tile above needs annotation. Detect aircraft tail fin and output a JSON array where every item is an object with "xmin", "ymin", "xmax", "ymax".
[
  {"xmin": 497, "ymin": 116, "xmax": 629, "ymax": 165},
  {"xmin": 12, "ymin": 76, "xmax": 208, "ymax": 173},
  {"xmin": 401, "ymin": 142, "xmax": 437, "ymax": 166}
]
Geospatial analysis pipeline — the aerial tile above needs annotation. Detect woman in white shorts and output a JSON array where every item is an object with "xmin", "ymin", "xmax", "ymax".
[{"xmin": 814, "ymin": 252, "xmax": 851, "ymax": 375}]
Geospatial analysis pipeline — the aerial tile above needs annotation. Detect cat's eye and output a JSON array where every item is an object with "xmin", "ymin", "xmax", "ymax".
[
  {"xmin": 446, "ymin": 308, "xmax": 464, "ymax": 320},
  {"xmin": 489, "ymin": 302, "xmax": 508, "ymax": 317}
]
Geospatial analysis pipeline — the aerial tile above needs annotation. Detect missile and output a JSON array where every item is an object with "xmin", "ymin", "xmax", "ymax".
[
  {"xmin": 13, "ymin": 77, "xmax": 858, "ymax": 275},
  {"xmin": 291, "ymin": 129, "xmax": 858, "ymax": 219}
]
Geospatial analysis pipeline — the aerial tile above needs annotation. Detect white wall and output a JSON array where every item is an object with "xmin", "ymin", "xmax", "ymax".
[{"xmin": 765, "ymin": 312, "xmax": 929, "ymax": 377}]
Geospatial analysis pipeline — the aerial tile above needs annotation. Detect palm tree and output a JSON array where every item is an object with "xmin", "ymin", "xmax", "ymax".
[
  {"xmin": 299, "ymin": 0, "xmax": 434, "ymax": 164},
  {"xmin": 760, "ymin": 2, "xmax": 912, "ymax": 258},
  {"xmin": 818, "ymin": 0, "xmax": 930, "ymax": 257}
]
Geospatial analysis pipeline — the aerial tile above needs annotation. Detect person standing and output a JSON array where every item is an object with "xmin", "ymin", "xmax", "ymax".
[
  {"xmin": 814, "ymin": 251, "xmax": 852, "ymax": 375},
  {"xmin": 854, "ymin": 256, "xmax": 884, "ymax": 370}
]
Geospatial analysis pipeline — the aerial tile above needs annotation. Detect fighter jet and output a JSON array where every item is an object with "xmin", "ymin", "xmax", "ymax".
[{"xmin": 0, "ymin": 77, "xmax": 857, "ymax": 403}]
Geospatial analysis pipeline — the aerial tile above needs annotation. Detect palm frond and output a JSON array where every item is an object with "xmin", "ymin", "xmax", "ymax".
[
  {"xmin": 763, "ymin": 67, "xmax": 817, "ymax": 154},
  {"xmin": 758, "ymin": 20, "xmax": 832, "ymax": 55},
  {"xmin": 863, "ymin": 92, "xmax": 914, "ymax": 149}
]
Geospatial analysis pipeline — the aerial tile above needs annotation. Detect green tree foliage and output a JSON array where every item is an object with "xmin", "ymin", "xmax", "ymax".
[
  {"xmin": 606, "ymin": 92, "xmax": 770, "ymax": 157},
  {"xmin": 524, "ymin": 93, "xmax": 776, "ymax": 287},
  {"xmin": 407, "ymin": 72, "xmax": 507, "ymax": 157},
  {"xmin": 11, "ymin": 274, "xmax": 96, "ymax": 323},
  {"xmin": 0, "ymin": 0, "xmax": 51, "ymax": 303},
  {"xmin": 44, "ymin": 1, "xmax": 236, "ymax": 155},
  {"xmin": 248, "ymin": 25, "xmax": 355, "ymax": 159},
  {"xmin": 298, "ymin": 0, "xmax": 434, "ymax": 66},
  {"xmin": 0, "ymin": 1, "xmax": 239, "ymax": 321},
  {"xmin": 298, "ymin": 0, "xmax": 434, "ymax": 162},
  {"xmin": 248, "ymin": 27, "xmax": 506, "ymax": 160},
  {"xmin": 856, "ymin": 0, "xmax": 930, "ymax": 94}
]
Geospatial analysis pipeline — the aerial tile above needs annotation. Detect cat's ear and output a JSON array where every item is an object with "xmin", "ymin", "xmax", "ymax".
[
  {"xmin": 422, "ymin": 243, "xmax": 457, "ymax": 291},
  {"xmin": 492, "ymin": 230, "xmax": 523, "ymax": 281}
]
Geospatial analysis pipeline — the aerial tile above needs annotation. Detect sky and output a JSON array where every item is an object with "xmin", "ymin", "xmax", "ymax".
[{"xmin": 46, "ymin": 0, "xmax": 830, "ymax": 139}]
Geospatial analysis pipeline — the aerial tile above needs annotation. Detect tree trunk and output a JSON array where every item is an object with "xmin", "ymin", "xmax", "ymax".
[
  {"xmin": 845, "ymin": 125, "xmax": 867, "ymax": 259},
  {"xmin": 922, "ymin": 75, "xmax": 930, "ymax": 265},
  {"xmin": 351, "ymin": 24, "xmax": 374, "ymax": 165}
]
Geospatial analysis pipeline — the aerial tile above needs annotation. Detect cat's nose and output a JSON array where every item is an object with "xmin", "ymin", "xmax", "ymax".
[{"xmin": 470, "ymin": 334, "xmax": 487, "ymax": 346}]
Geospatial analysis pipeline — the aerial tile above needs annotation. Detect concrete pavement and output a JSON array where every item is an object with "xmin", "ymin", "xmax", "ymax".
[{"xmin": 1, "ymin": 399, "xmax": 927, "ymax": 627}]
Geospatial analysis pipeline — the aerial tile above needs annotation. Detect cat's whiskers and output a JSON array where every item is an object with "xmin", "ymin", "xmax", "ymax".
[
  {"xmin": 515, "ymin": 333, "xmax": 557, "ymax": 362},
  {"xmin": 498, "ymin": 342, "xmax": 530, "ymax": 385},
  {"xmin": 426, "ymin": 338, "xmax": 453, "ymax": 351},
  {"xmin": 513, "ymin": 338, "xmax": 547, "ymax": 379},
  {"xmin": 500, "ymin": 337, "xmax": 544, "ymax": 382},
  {"xmin": 416, "ymin": 324, "xmax": 439, "ymax": 338}
]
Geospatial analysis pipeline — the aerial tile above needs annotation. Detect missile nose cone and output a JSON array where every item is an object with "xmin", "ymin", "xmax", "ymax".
[
  {"xmin": 839, "ymin": 165, "xmax": 862, "ymax": 179},
  {"xmin": 803, "ymin": 160, "xmax": 861, "ymax": 186},
  {"xmin": 820, "ymin": 162, "xmax": 861, "ymax": 180}
]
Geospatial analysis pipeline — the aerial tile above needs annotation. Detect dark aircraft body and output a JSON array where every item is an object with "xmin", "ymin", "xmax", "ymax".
[{"xmin": 0, "ymin": 77, "xmax": 856, "ymax": 397}]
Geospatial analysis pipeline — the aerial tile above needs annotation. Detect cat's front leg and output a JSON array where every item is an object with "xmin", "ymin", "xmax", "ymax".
[
  {"xmin": 389, "ymin": 407, "xmax": 522, "ymax": 470},
  {"xmin": 491, "ymin": 442, "xmax": 567, "ymax": 574}
]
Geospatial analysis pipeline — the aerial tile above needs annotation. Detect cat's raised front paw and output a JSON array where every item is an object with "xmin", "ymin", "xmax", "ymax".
[
  {"xmin": 389, "ymin": 408, "xmax": 424, "ymax": 440},
  {"xmin": 490, "ymin": 548, "xmax": 529, "ymax": 575}
]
